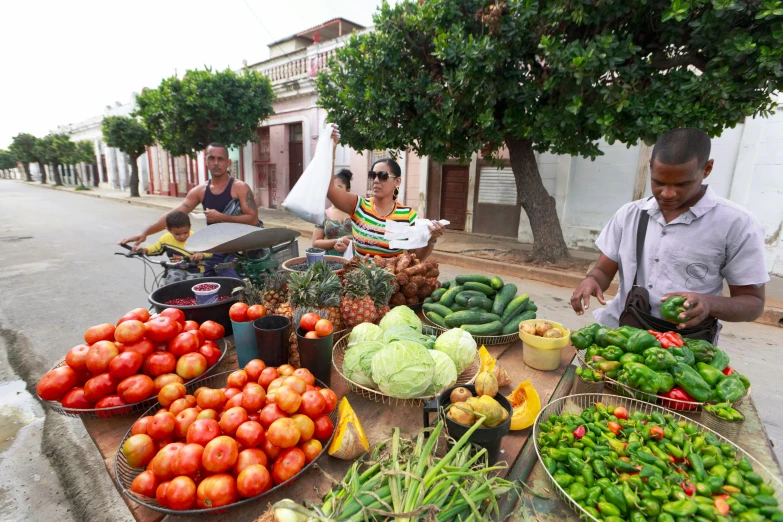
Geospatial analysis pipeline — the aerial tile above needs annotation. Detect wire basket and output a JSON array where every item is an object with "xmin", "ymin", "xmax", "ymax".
[
  {"xmin": 113, "ymin": 370, "xmax": 338, "ymax": 516},
  {"xmin": 533, "ymin": 393, "xmax": 783, "ymax": 522},
  {"xmin": 422, "ymin": 316, "xmax": 520, "ymax": 346},
  {"xmin": 701, "ymin": 408, "xmax": 743, "ymax": 442},
  {"xmin": 575, "ymin": 348, "xmax": 750, "ymax": 413},
  {"xmin": 332, "ymin": 326, "xmax": 481, "ymax": 408},
  {"xmin": 42, "ymin": 339, "xmax": 232, "ymax": 419}
]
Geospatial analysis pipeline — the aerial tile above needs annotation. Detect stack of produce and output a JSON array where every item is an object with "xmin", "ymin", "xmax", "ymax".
[
  {"xmin": 122, "ymin": 359, "xmax": 338, "ymax": 510},
  {"xmin": 341, "ymin": 307, "xmax": 479, "ymax": 399},
  {"xmin": 228, "ymin": 302, "xmax": 268, "ymax": 323},
  {"xmin": 339, "ymin": 258, "xmax": 396, "ymax": 327},
  {"xmin": 571, "ymin": 324, "xmax": 751, "ymax": 407},
  {"xmin": 477, "ymin": 346, "xmax": 541, "ymax": 430},
  {"xmin": 537, "ymin": 401, "xmax": 781, "ymax": 522},
  {"xmin": 446, "ymin": 372, "xmax": 509, "ymax": 428},
  {"xmin": 423, "ymin": 275, "xmax": 537, "ymax": 336},
  {"xmin": 36, "ymin": 307, "xmax": 225, "ymax": 415},
  {"xmin": 370, "ymin": 253, "xmax": 440, "ymax": 305}
]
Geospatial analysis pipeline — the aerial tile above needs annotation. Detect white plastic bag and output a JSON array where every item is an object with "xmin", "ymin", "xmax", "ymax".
[
  {"xmin": 385, "ymin": 219, "xmax": 450, "ymax": 250},
  {"xmin": 343, "ymin": 240, "xmax": 354, "ymax": 260},
  {"xmin": 282, "ymin": 124, "xmax": 336, "ymax": 224}
]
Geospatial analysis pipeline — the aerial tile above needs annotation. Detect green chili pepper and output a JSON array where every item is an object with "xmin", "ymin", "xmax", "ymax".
[
  {"xmin": 641, "ymin": 498, "xmax": 661, "ymax": 517},
  {"xmin": 591, "ymin": 458, "xmax": 607, "ymax": 478},
  {"xmin": 702, "ymin": 456, "xmax": 717, "ymax": 469},
  {"xmin": 732, "ymin": 493, "xmax": 757, "ymax": 507},
  {"xmin": 640, "ymin": 464, "xmax": 660, "ymax": 479},
  {"xmin": 720, "ymin": 444, "xmax": 736, "ymax": 458},
  {"xmin": 586, "ymin": 485, "xmax": 602, "ymax": 506},
  {"xmin": 672, "ymin": 428, "xmax": 685, "ymax": 446},
  {"xmin": 597, "ymin": 501, "xmax": 621, "ymax": 517},
  {"xmin": 651, "ymin": 411, "xmax": 666, "ymax": 425},
  {"xmin": 727, "ymin": 469, "xmax": 745, "ymax": 489},
  {"xmin": 660, "ymin": 296, "xmax": 690, "ymax": 323},
  {"xmin": 738, "ymin": 512, "xmax": 766, "ymax": 522},
  {"xmin": 662, "ymin": 499, "xmax": 699, "ymax": 516},
  {"xmin": 567, "ymin": 453, "xmax": 585, "ymax": 473},
  {"xmin": 629, "ymin": 510, "xmax": 647, "ymax": 522},
  {"xmin": 726, "ymin": 497, "xmax": 747, "ymax": 514},
  {"xmin": 705, "ymin": 476, "xmax": 725, "ymax": 493},
  {"xmin": 636, "ymin": 451, "xmax": 660, "ymax": 465},
  {"xmin": 695, "ymin": 482, "xmax": 711, "ymax": 497},
  {"xmin": 666, "ymin": 443, "xmax": 684, "ymax": 459},
  {"xmin": 696, "ymin": 503, "xmax": 719, "ymax": 521},
  {"xmin": 744, "ymin": 472, "xmax": 763, "ymax": 485},
  {"xmin": 756, "ymin": 495, "xmax": 779, "ymax": 507},
  {"xmin": 583, "ymin": 506, "xmax": 601, "ymax": 519},
  {"xmin": 569, "ymin": 482, "xmax": 588, "ymax": 501},
  {"xmin": 690, "ymin": 452, "xmax": 706, "ymax": 482},
  {"xmin": 614, "ymin": 458, "xmax": 640, "ymax": 474},
  {"xmin": 553, "ymin": 473, "xmax": 573, "ymax": 488},
  {"xmin": 543, "ymin": 456, "xmax": 557, "ymax": 476},
  {"xmin": 582, "ymin": 465, "xmax": 595, "ymax": 488},
  {"xmin": 743, "ymin": 483, "xmax": 760, "ymax": 496},
  {"xmin": 652, "ymin": 488, "xmax": 671, "ymax": 503},
  {"xmin": 658, "ymin": 513, "xmax": 676, "ymax": 522},
  {"xmin": 605, "ymin": 485, "xmax": 628, "ymax": 514},
  {"xmin": 623, "ymin": 481, "xmax": 640, "ymax": 506},
  {"xmin": 604, "ymin": 516, "xmax": 625, "ymax": 522}
]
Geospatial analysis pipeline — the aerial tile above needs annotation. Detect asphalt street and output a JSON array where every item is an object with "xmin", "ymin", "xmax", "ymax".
[{"xmin": 0, "ymin": 180, "xmax": 780, "ymax": 521}]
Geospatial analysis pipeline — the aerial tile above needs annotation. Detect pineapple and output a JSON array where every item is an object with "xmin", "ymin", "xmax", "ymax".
[
  {"xmin": 231, "ymin": 279, "xmax": 264, "ymax": 305},
  {"xmin": 262, "ymin": 271, "xmax": 289, "ymax": 313},
  {"xmin": 312, "ymin": 263, "xmax": 345, "ymax": 333},
  {"xmin": 340, "ymin": 268, "xmax": 378, "ymax": 327},
  {"xmin": 366, "ymin": 263, "xmax": 396, "ymax": 321}
]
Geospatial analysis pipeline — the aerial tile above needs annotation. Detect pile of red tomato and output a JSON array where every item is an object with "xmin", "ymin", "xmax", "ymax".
[
  {"xmin": 228, "ymin": 302, "xmax": 267, "ymax": 323},
  {"xmin": 121, "ymin": 359, "xmax": 337, "ymax": 510},
  {"xmin": 299, "ymin": 312, "xmax": 334, "ymax": 339},
  {"xmin": 35, "ymin": 307, "xmax": 225, "ymax": 415}
]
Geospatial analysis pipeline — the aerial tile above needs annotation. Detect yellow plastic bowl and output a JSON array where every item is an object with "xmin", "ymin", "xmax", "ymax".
[{"xmin": 519, "ymin": 319, "xmax": 571, "ymax": 371}]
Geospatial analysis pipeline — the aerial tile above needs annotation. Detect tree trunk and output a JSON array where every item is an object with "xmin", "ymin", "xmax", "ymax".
[
  {"xmin": 53, "ymin": 162, "xmax": 63, "ymax": 186},
  {"xmin": 23, "ymin": 162, "xmax": 32, "ymax": 182},
  {"xmin": 74, "ymin": 164, "xmax": 82, "ymax": 186},
  {"xmin": 505, "ymin": 135, "xmax": 571, "ymax": 263},
  {"xmin": 92, "ymin": 163, "xmax": 100, "ymax": 187},
  {"xmin": 39, "ymin": 162, "xmax": 47, "ymax": 184},
  {"xmin": 129, "ymin": 154, "xmax": 140, "ymax": 197}
]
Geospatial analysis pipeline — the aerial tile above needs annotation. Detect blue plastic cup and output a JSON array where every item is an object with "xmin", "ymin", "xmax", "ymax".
[{"xmin": 231, "ymin": 319, "xmax": 257, "ymax": 368}]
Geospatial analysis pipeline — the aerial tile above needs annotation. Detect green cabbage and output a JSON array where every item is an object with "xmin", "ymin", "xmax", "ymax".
[
  {"xmin": 343, "ymin": 341, "xmax": 384, "ymax": 388},
  {"xmin": 426, "ymin": 350, "xmax": 458, "ymax": 395},
  {"xmin": 371, "ymin": 340, "xmax": 434, "ymax": 398},
  {"xmin": 434, "ymin": 328, "xmax": 477, "ymax": 374},
  {"xmin": 347, "ymin": 322, "xmax": 383, "ymax": 349},
  {"xmin": 382, "ymin": 324, "xmax": 436, "ymax": 349},
  {"xmin": 379, "ymin": 305, "xmax": 422, "ymax": 333}
]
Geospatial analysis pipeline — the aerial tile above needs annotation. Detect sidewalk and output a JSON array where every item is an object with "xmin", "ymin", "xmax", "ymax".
[{"xmin": 23, "ymin": 181, "xmax": 783, "ymax": 327}]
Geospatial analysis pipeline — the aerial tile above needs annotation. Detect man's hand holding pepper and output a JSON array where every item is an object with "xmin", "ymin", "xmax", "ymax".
[{"xmin": 660, "ymin": 292, "xmax": 713, "ymax": 329}]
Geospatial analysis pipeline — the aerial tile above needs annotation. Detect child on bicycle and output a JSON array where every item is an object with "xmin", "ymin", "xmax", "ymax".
[{"xmin": 141, "ymin": 211, "xmax": 210, "ymax": 284}]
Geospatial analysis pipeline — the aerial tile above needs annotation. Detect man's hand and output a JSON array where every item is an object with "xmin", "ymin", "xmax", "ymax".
[
  {"xmin": 660, "ymin": 292, "xmax": 714, "ymax": 329},
  {"xmin": 571, "ymin": 277, "xmax": 606, "ymax": 316},
  {"xmin": 119, "ymin": 234, "xmax": 146, "ymax": 250},
  {"xmin": 190, "ymin": 253, "xmax": 205, "ymax": 262},
  {"xmin": 204, "ymin": 209, "xmax": 223, "ymax": 223}
]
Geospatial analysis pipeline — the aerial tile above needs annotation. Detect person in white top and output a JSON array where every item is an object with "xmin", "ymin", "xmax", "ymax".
[{"xmin": 571, "ymin": 128, "xmax": 769, "ymax": 330}]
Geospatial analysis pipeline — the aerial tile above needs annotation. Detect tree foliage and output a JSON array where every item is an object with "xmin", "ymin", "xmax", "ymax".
[
  {"xmin": 135, "ymin": 67, "xmax": 275, "ymax": 157},
  {"xmin": 35, "ymin": 134, "xmax": 75, "ymax": 186},
  {"xmin": 75, "ymin": 140, "xmax": 96, "ymax": 164},
  {"xmin": 102, "ymin": 116, "xmax": 152, "ymax": 159},
  {"xmin": 0, "ymin": 150, "xmax": 16, "ymax": 171},
  {"xmin": 317, "ymin": 0, "xmax": 783, "ymax": 261},
  {"xmin": 9, "ymin": 133, "xmax": 39, "ymax": 181}
]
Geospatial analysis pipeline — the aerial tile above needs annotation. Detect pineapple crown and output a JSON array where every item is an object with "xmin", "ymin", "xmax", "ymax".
[
  {"xmin": 232, "ymin": 279, "xmax": 264, "ymax": 306},
  {"xmin": 364, "ymin": 263, "xmax": 396, "ymax": 307},
  {"xmin": 288, "ymin": 270, "xmax": 319, "ymax": 308},
  {"xmin": 264, "ymin": 270, "xmax": 289, "ymax": 292},
  {"xmin": 342, "ymin": 268, "xmax": 371, "ymax": 299}
]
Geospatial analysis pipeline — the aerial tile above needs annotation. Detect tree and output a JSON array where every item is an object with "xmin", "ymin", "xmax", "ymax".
[
  {"xmin": 74, "ymin": 140, "xmax": 97, "ymax": 188},
  {"xmin": 0, "ymin": 150, "xmax": 15, "ymax": 178},
  {"xmin": 101, "ymin": 116, "xmax": 153, "ymax": 197},
  {"xmin": 135, "ymin": 67, "xmax": 275, "ymax": 157},
  {"xmin": 9, "ymin": 133, "xmax": 39, "ymax": 182},
  {"xmin": 36, "ymin": 134, "xmax": 76, "ymax": 186},
  {"xmin": 317, "ymin": 0, "xmax": 783, "ymax": 263}
]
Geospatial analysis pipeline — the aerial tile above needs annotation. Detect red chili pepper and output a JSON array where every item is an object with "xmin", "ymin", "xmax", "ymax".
[
  {"xmin": 608, "ymin": 421, "xmax": 622, "ymax": 435},
  {"xmin": 613, "ymin": 407, "xmax": 629, "ymax": 420},
  {"xmin": 681, "ymin": 482, "xmax": 695, "ymax": 497},
  {"xmin": 722, "ymin": 366, "xmax": 735, "ymax": 376},
  {"xmin": 714, "ymin": 497, "xmax": 730, "ymax": 515},
  {"xmin": 658, "ymin": 387, "xmax": 699, "ymax": 411},
  {"xmin": 573, "ymin": 425, "xmax": 586, "ymax": 439},
  {"xmin": 669, "ymin": 454, "xmax": 685, "ymax": 464},
  {"xmin": 660, "ymin": 331, "xmax": 685, "ymax": 348},
  {"xmin": 619, "ymin": 456, "xmax": 631, "ymax": 463},
  {"xmin": 649, "ymin": 426, "xmax": 664, "ymax": 440},
  {"xmin": 716, "ymin": 494, "xmax": 730, "ymax": 500},
  {"xmin": 648, "ymin": 330, "xmax": 663, "ymax": 339}
]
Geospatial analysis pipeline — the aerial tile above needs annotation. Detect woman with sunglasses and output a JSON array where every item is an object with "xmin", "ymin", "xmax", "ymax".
[
  {"xmin": 328, "ymin": 133, "xmax": 445, "ymax": 260},
  {"xmin": 312, "ymin": 169, "xmax": 354, "ymax": 255}
]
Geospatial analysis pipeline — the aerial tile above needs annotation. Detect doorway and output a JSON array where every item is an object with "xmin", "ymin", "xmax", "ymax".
[
  {"xmin": 288, "ymin": 123, "xmax": 303, "ymax": 190},
  {"xmin": 440, "ymin": 165, "xmax": 470, "ymax": 231}
]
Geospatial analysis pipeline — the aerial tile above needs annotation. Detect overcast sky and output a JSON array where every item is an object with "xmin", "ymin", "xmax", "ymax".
[{"xmin": 0, "ymin": 0, "xmax": 396, "ymax": 149}]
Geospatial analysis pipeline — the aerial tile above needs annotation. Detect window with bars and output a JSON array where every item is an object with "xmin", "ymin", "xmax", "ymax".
[{"xmin": 254, "ymin": 127, "xmax": 271, "ymax": 162}]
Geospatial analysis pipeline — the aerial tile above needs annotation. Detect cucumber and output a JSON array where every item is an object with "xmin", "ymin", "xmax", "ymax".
[
  {"xmin": 463, "ymin": 282, "xmax": 495, "ymax": 297},
  {"xmin": 467, "ymin": 295, "xmax": 493, "ymax": 311},
  {"xmin": 491, "ymin": 283, "xmax": 518, "ymax": 316},
  {"xmin": 441, "ymin": 280, "xmax": 452, "ymax": 290},
  {"xmin": 502, "ymin": 311, "xmax": 536, "ymax": 334},
  {"xmin": 468, "ymin": 307, "xmax": 486, "ymax": 312},
  {"xmin": 455, "ymin": 275, "xmax": 493, "ymax": 287},
  {"xmin": 439, "ymin": 285, "xmax": 463, "ymax": 307},
  {"xmin": 450, "ymin": 304, "xmax": 466, "ymax": 312},
  {"xmin": 423, "ymin": 297, "xmax": 434, "ymax": 304},
  {"xmin": 501, "ymin": 294, "xmax": 530, "ymax": 323},
  {"xmin": 444, "ymin": 311, "xmax": 501, "ymax": 328},
  {"xmin": 425, "ymin": 312, "xmax": 447, "ymax": 328},
  {"xmin": 462, "ymin": 321, "xmax": 504, "ymax": 336},
  {"xmin": 455, "ymin": 290, "xmax": 487, "ymax": 307},
  {"xmin": 526, "ymin": 302, "xmax": 538, "ymax": 313},
  {"xmin": 430, "ymin": 288, "xmax": 447, "ymax": 302},
  {"xmin": 423, "ymin": 303, "xmax": 453, "ymax": 317},
  {"xmin": 490, "ymin": 276, "xmax": 504, "ymax": 290}
]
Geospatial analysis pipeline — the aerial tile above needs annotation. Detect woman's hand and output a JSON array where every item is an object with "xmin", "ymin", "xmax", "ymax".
[
  {"xmin": 428, "ymin": 221, "xmax": 445, "ymax": 244},
  {"xmin": 331, "ymin": 127, "xmax": 340, "ymax": 151}
]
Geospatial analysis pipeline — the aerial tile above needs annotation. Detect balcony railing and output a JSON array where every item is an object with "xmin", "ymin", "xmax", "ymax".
[{"xmin": 255, "ymin": 48, "xmax": 339, "ymax": 86}]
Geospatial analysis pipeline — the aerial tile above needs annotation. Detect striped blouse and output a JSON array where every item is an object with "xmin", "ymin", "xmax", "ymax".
[{"xmin": 351, "ymin": 197, "xmax": 418, "ymax": 258}]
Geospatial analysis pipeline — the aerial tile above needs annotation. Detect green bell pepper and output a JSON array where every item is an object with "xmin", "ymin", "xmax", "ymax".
[
  {"xmin": 594, "ymin": 326, "xmax": 611, "ymax": 347},
  {"xmin": 685, "ymin": 339, "xmax": 717, "ymax": 363},
  {"xmin": 670, "ymin": 362, "xmax": 713, "ymax": 402},
  {"xmin": 605, "ymin": 331, "xmax": 629, "ymax": 350},
  {"xmin": 738, "ymin": 373, "xmax": 751, "ymax": 389},
  {"xmin": 585, "ymin": 344, "xmax": 602, "ymax": 360},
  {"xmin": 716, "ymin": 374, "xmax": 746, "ymax": 403},
  {"xmin": 708, "ymin": 349, "xmax": 730, "ymax": 371},
  {"xmin": 626, "ymin": 330, "xmax": 662, "ymax": 354},
  {"xmin": 669, "ymin": 345, "xmax": 696, "ymax": 366},
  {"xmin": 660, "ymin": 296, "xmax": 690, "ymax": 323},
  {"xmin": 601, "ymin": 345, "xmax": 625, "ymax": 362},
  {"xmin": 657, "ymin": 371, "xmax": 675, "ymax": 393},
  {"xmin": 619, "ymin": 362, "xmax": 662, "ymax": 394},
  {"xmin": 617, "ymin": 325, "xmax": 644, "ymax": 338},
  {"xmin": 595, "ymin": 360, "xmax": 622, "ymax": 379},
  {"xmin": 644, "ymin": 347, "xmax": 677, "ymax": 371},
  {"xmin": 696, "ymin": 362, "xmax": 725, "ymax": 387},
  {"xmin": 571, "ymin": 326, "xmax": 597, "ymax": 349},
  {"xmin": 619, "ymin": 352, "xmax": 645, "ymax": 365}
]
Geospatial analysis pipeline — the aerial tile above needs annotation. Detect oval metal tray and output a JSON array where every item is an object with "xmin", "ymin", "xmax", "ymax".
[{"xmin": 422, "ymin": 315, "xmax": 520, "ymax": 346}]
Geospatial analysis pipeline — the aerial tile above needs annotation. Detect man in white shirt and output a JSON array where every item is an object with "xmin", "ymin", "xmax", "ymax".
[{"xmin": 571, "ymin": 128, "xmax": 768, "ymax": 330}]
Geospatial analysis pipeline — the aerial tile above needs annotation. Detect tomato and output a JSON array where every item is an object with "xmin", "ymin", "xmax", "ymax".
[
  {"xmin": 649, "ymin": 426, "xmax": 664, "ymax": 440},
  {"xmin": 300, "ymin": 439, "xmax": 322, "ymax": 464},
  {"xmin": 166, "ymin": 475, "xmax": 196, "ymax": 510},
  {"xmin": 237, "ymin": 464, "xmax": 272, "ymax": 498},
  {"xmin": 84, "ymin": 323, "xmax": 115, "ymax": 345},
  {"xmin": 233, "ymin": 448, "xmax": 268, "ymax": 476},
  {"xmin": 153, "ymin": 373, "xmax": 184, "ymax": 393},
  {"xmin": 203, "ymin": 436, "xmax": 239, "ymax": 473},
  {"xmin": 108, "ymin": 350, "xmax": 144, "ymax": 380},
  {"xmin": 95, "ymin": 395, "xmax": 130, "ymax": 417},
  {"xmin": 193, "ymin": 386, "xmax": 209, "ymax": 399},
  {"xmin": 168, "ymin": 332, "xmax": 200, "ymax": 358},
  {"xmin": 292, "ymin": 368, "xmax": 315, "ymax": 386},
  {"xmin": 122, "ymin": 433, "xmax": 157, "ymax": 468},
  {"xmin": 132, "ymin": 416, "xmax": 154, "ymax": 436},
  {"xmin": 219, "ymin": 407, "xmax": 249, "ymax": 437},
  {"xmin": 229, "ymin": 302, "xmax": 249, "ymax": 322},
  {"xmin": 613, "ymin": 407, "xmax": 629, "ymax": 420},
  {"xmin": 241, "ymin": 385, "xmax": 266, "ymax": 413},
  {"xmin": 282, "ymin": 376, "xmax": 306, "ymax": 395},
  {"xmin": 145, "ymin": 316, "xmax": 179, "ymax": 343},
  {"xmin": 313, "ymin": 415, "xmax": 334, "ymax": 441},
  {"xmin": 182, "ymin": 319, "xmax": 199, "ymax": 331},
  {"xmin": 305, "ymin": 384, "xmax": 320, "ymax": 393},
  {"xmin": 160, "ymin": 307, "xmax": 186, "ymax": 325},
  {"xmin": 152, "ymin": 442, "xmax": 185, "ymax": 481},
  {"xmin": 131, "ymin": 470, "xmax": 158, "ymax": 498},
  {"xmin": 304, "ymin": 331, "xmax": 319, "ymax": 339},
  {"xmin": 298, "ymin": 390, "xmax": 326, "ymax": 419},
  {"xmin": 147, "ymin": 411, "xmax": 177, "ymax": 440},
  {"xmin": 174, "ymin": 408, "xmax": 200, "ymax": 439},
  {"xmin": 127, "ymin": 308, "xmax": 152, "ymax": 323},
  {"xmin": 83, "ymin": 373, "xmax": 119, "ymax": 403},
  {"xmin": 143, "ymin": 351, "xmax": 177, "ymax": 377},
  {"xmin": 299, "ymin": 313, "xmax": 320, "ymax": 332},
  {"xmin": 196, "ymin": 474, "xmax": 238, "ymax": 509},
  {"xmin": 246, "ymin": 305, "xmax": 266, "ymax": 321},
  {"xmin": 272, "ymin": 447, "xmax": 306, "ymax": 485},
  {"xmin": 291, "ymin": 414, "xmax": 315, "ymax": 443},
  {"xmin": 176, "ymin": 352, "xmax": 208, "ymax": 380},
  {"xmin": 274, "ymin": 385, "xmax": 302, "ymax": 414},
  {"xmin": 156, "ymin": 481, "xmax": 171, "ymax": 507},
  {"xmin": 258, "ymin": 367, "xmax": 280, "ymax": 390},
  {"xmin": 243, "ymin": 359, "xmax": 266, "ymax": 382},
  {"xmin": 61, "ymin": 387, "xmax": 94, "ymax": 409},
  {"xmin": 187, "ymin": 418, "xmax": 221, "ymax": 446},
  {"xmin": 267, "ymin": 418, "xmax": 301, "ymax": 449},
  {"xmin": 224, "ymin": 389, "xmax": 242, "ymax": 405},
  {"xmin": 122, "ymin": 339, "xmax": 155, "ymax": 360},
  {"xmin": 260, "ymin": 438, "xmax": 281, "ymax": 461},
  {"xmin": 114, "ymin": 320, "xmax": 146, "ymax": 344},
  {"xmin": 258, "ymin": 403, "xmax": 287, "ymax": 429},
  {"xmin": 86, "ymin": 340, "xmax": 120, "ymax": 375},
  {"xmin": 172, "ymin": 443, "xmax": 205, "ymax": 477},
  {"xmin": 199, "ymin": 341, "xmax": 222, "ymax": 368},
  {"xmin": 185, "ymin": 328, "xmax": 205, "ymax": 346},
  {"xmin": 197, "ymin": 409, "xmax": 218, "ymax": 420},
  {"xmin": 319, "ymin": 389, "xmax": 338, "ymax": 414},
  {"xmin": 235, "ymin": 421, "xmax": 265, "ymax": 449},
  {"xmin": 65, "ymin": 344, "xmax": 91, "ymax": 371},
  {"xmin": 117, "ymin": 374, "xmax": 155, "ymax": 403},
  {"xmin": 278, "ymin": 364, "xmax": 295, "ymax": 376},
  {"xmin": 226, "ymin": 370, "xmax": 248, "ymax": 389},
  {"xmin": 199, "ymin": 320, "xmax": 225, "ymax": 341},
  {"xmin": 158, "ymin": 382, "xmax": 187, "ymax": 407},
  {"xmin": 314, "ymin": 319, "xmax": 333, "ymax": 337},
  {"xmin": 197, "ymin": 388, "xmax": 227, "ymax": 411},
  {"xmin": 169, "ymin": 395, "xmax": 196, "ymax": 417},
  {"xmin": 37, "ymin": 366, "xmax": 78, "ymax": 401}
]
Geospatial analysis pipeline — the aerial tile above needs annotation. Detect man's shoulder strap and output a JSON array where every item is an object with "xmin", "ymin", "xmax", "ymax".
[{"xmin": 633, "ymin": 199, "xmax": 652, "ymax": 286}]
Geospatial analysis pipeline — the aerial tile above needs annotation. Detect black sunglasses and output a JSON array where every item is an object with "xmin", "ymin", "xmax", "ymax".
[{"xmin": 368, "ymin": 170, "xmax": 399, "ymax": 182}]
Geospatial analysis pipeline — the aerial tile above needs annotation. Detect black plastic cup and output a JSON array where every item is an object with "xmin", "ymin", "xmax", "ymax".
[
  {"xmin": 296, "ymin": 327, "xmax": 333, "ymax": 387},
  {"xmin": 253, "ymin": 316, "xmax": 290, "ymax": 367}
]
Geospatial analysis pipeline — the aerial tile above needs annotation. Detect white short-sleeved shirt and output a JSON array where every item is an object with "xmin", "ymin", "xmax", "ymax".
[{"xmin": 593, "ymin": 186, "xmax": 769, "ymax": 328}]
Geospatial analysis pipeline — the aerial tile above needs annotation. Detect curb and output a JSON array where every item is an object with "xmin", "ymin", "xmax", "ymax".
[{"xmin": 17, "ymin": 181, "xmax": 177, "ymax": 212}]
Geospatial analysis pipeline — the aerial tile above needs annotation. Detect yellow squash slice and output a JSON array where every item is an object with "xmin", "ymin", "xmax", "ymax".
[
  {"xmin": 506, "ymin": 380, "xmax": 541, "ymax": 431},
  {"xmin": 478, "ymin": 346, "xmax": 511, "ymax": 386},
  {"xmin": 328, "ymin": 397, "xmax": 369, "ymax": 460}
]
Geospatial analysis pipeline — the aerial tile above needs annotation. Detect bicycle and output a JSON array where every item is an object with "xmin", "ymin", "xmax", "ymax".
[{"xmin": 116, "ymin": 244, "xmax": 205, "ymax": 294}]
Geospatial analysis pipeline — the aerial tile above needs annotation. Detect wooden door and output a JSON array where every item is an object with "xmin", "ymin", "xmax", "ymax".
[
  {"xmin": 288, "ymin": 123, "xmax": 303, "ymax": 190},
  {"xmin": 440, "ymin": 165, "xmax": 470, "ymax": 231}
]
